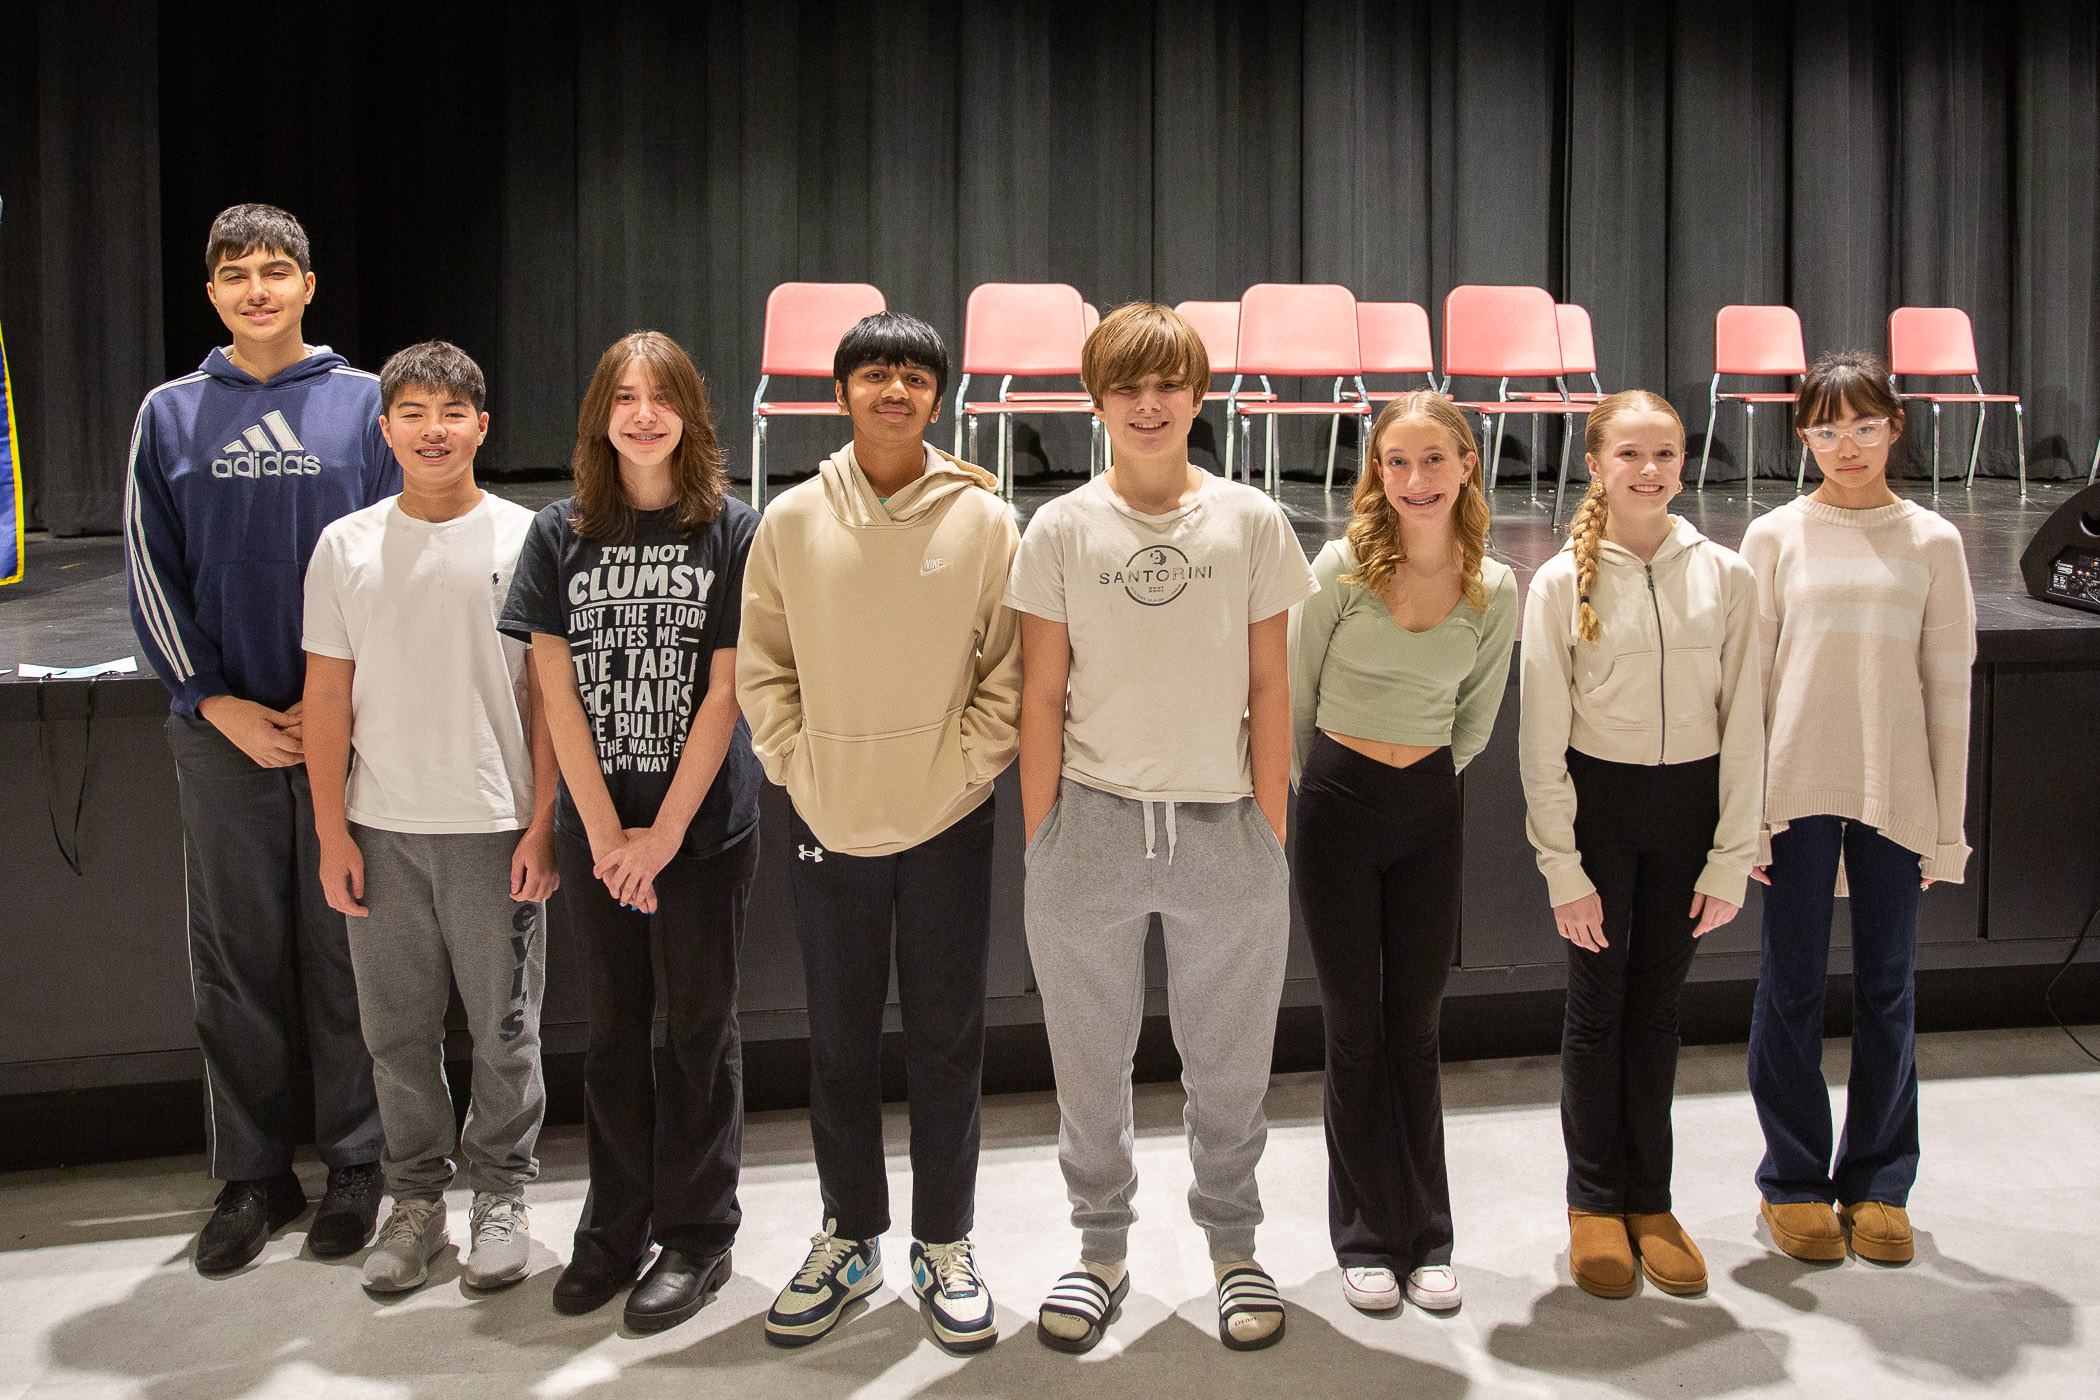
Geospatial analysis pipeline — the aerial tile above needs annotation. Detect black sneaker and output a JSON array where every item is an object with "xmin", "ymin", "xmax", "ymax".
[
  {"xmin": 195, "ymin": 1172, "xmax": 307, "ymax": 1275},
  {"xmin": 309, "ymin": 1162, "xmax": 383, "ymax": 1258}
]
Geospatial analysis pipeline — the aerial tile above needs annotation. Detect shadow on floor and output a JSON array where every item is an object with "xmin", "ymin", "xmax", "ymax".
[
  {"xmin": 1729, "ymin": 1230, "xmax": 2076, "ymax": 1386},
  {"xmin": 1485, "ymin": 1277, "xmax": 1791, "ymax": 1398}
]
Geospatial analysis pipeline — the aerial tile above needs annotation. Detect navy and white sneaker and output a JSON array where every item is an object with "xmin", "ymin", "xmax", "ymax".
[
  {"xmin": 765, "ymin": 1220, "xmax": 882, "ymax": 1347},
  {"xmin": 910, "ymin": 1239, "xmax": 997, "ymax": 1352}
]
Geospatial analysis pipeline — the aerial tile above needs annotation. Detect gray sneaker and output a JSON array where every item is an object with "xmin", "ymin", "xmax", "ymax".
[
  {"xmin": 362, "ymin": 1197, "xmax": 449, "ymax": 1293},
  {"xmin": 462, "ymin": 1193, "xmax": 531, "ymax": 1289}
]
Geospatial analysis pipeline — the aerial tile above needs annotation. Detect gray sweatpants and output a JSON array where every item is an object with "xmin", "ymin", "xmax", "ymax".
[
  {"xmin": 1023, "ymin": 778, "xmax": 1291, "ymax": 1263},
  {"xmin": 347, "ymin": 826, "xmax": 547, "ymax": 1199}
]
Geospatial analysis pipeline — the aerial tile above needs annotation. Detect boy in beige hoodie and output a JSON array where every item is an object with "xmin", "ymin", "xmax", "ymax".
[{"xmin": 737, "ymin": 312, "xmax": 1021, "ymax": 1353}]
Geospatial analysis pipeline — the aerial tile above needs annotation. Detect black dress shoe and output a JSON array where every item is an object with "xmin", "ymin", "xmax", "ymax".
[
  {"xmin": 624, "ymin": 1248, "xmax": 732, "ymax": 1333},
  {"xmin": 553, "ymin": 1254, "xmax": 645, "ymax": 1315},
  {"xmin": 195, "ymin": 1172, "xmax": 307, "ymax": 1275},
  {"xmin": 308, "ymin": 1162, "xmax": 384, "ymax": 1258}
]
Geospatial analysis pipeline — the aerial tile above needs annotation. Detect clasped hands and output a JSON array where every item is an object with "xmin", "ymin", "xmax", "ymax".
[{"xmin": 591, "ymin": 825, "xmax": 681, "ymax": 913}]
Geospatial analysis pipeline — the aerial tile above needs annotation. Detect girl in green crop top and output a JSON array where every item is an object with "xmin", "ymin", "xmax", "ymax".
[{"xmin": 1285, "ymin": 391, "xmax": 1515, "ymax": 1316}]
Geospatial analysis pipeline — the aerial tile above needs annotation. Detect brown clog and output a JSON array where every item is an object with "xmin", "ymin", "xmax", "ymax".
[
  {"xmin": 1626, "ymin": 1211, "xmax": 1708, "ymax": 1295},
  {"xmin": 1840, "ymin": 1201, "xmax": 1915, "ymax": 1264},
  {"xmin": 1760, "ymin": 1198, "xmax": 1845, "ymax": 1262},
  {"xmin": 1568, "ymin": 1209, "xmax": 1637, "ymax": 1299}
]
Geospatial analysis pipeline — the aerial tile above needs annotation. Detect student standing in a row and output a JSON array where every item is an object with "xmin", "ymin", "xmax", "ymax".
[
  {"xmin": 501, "ymin": 333, "xmax": 762, "ymax": 1332},
  {"xmin": 739, "ymin": 313, "xmax": 1022, "ymax": 1353},
  {"xmin": 1744, "ymin": 353, "xmax": 1975, "ymax": 1268},
  {"xmin": 303, "ymin": 341, "xmax": 559, "ymax": 1295},
  {"xmin": 1520, "ymin": 391, "xmax": 1763, "ymax": 1299},
  {"xmin": 1288, "ymin": 392, "xmax": 1515, "ymax": 1315},
  {"xmin": 1009, "ymin": 303, "xmax": 1315, "ymax": 1354},
  {"xmin": 126, "ymin": 204, "xmax": 393, "ymax": 1274}
]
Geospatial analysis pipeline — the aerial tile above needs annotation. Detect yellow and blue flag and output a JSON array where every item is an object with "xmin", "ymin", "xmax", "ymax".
[{"xmin": 1, "ymin": 321, "xmax": 20, "ymax": 584}]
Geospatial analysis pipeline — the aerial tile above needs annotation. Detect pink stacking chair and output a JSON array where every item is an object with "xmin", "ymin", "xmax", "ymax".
[
  {"xmin": 1443, "ymin": 285, "xmax": 1590, "ymax": 526},
  {"xmin": 1227, "ymin": 284, "xmax": 1371, "ymax": 496},
  {"xmin": 1698, "ymin": 305, "xmax": 1807, "ymax": 502},
  {"xmin": 750, "ymin": 282, "xmax": 887, "ymax": 509},
  {"xmin": 1889, "ymin": 307, "xmax": 2027, "ymax": 500},
  {"xmin": 1175, "ymin": 299, "xmax": 1276, "ymax": 481},
  {"xmin": 952, "ymin": 283, "xmax": 1103, "ymax": 498}
]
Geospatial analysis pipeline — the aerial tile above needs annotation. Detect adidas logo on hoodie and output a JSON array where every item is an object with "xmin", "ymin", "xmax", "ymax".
[{"xmin": 212, "ymin": 410, "xmax": 322, "ymax": 478}]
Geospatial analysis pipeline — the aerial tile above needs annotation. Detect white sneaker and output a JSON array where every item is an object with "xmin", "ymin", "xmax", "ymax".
[
  {"xmin": 462, "ymin": 1193, "xmax": 531, "ymax": 1289},
  {"xmin": 1341, "ymin": 1266, "xmax": 1401, "ymax": 1312},
  {"xmin": 362, "ymin": 1197, "xmax": 448, "ymax": 1293},
  {"xmin": 911, "ymin": 1239, "xmax": 997, "ymax": 1351},
  {"xmin": 1406, "ymin": 1264, "xmax": 1462, "ymax": 1311}
]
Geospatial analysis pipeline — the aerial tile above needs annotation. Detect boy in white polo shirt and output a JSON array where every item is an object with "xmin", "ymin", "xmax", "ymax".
[
  {"xmin": 1006, "ymin": 303, "xmax": 1315, "ymax": 1354},
  {"xmin": 302, "ymin": 341, "xmax": 560, "ymax": 1293}
]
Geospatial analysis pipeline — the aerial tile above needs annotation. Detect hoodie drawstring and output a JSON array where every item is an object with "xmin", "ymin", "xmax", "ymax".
[{"xmin": 1142, "ymin": 800, "xmax": 1179, "ymax": 864}]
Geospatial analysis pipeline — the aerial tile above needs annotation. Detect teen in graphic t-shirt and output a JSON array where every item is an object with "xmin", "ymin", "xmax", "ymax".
[
  {"xmin": 499, "ymin": 331, "xmax": 759, "ymax": 1334},
  {"xmin": 1005, "ymin": 303, "xmax": 1315, "ymax": 1356}
]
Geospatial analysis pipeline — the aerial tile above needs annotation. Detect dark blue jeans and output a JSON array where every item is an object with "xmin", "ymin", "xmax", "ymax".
[{"xmin": 1748, "ymin": 816, "xmax": 1923, "ymax": 1206}]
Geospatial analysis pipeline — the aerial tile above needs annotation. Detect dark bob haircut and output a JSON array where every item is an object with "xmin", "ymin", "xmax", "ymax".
[
  {"xmin": 205, "ymin": 203, "xmax": 312, "ymax": 279},
  {"xmin": 1795, "ymin": 348, "xmax": 1907, "ymax": 477},
  {"xmin": 379, "ymin": 340, "xmax": 487, "ymax": 414},
  {"xmin": 833, "ymin": 312, "xmax": 950, "ymax": 401}
]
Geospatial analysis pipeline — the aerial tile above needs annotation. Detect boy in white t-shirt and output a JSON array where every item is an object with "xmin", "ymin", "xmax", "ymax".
[
  {"xmin": 1005, "ymin": 303, "xmax": 1316, "ymax": 1354},
  {"xmin": 302, "ymin": 341, "xmax": 560, "ymax": 1294}
]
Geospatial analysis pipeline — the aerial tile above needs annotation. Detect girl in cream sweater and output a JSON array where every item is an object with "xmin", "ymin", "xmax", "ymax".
[
  {"xmin": 1520, "ymin": 390, "xmax": 1763, "ymax": 1300},
  {"xmin": 1740, "ymin": 352, "xmax": 1975, "ymax": 1268}
]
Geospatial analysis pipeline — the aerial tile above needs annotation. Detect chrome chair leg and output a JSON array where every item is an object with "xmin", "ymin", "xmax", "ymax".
[
  {"xmin": 1743, "ymin": 404, "xmax": 1756, "ymax": 505},
  {"xmin": 1699, "ymin": 390, "xmax": 1719, "ymax": 488},
  {"xmin": 1552, "ymin": 421, "xmax": 1572, "ymax": 531},
  {"xmin": 751, "ymin": 415, "xmax": 767, "ymax": 511},
  {"xmin": 2015, "ymin": 403, "xmax": 2028, "ymax": 500},
  {"xmin": 1529, "ymin": 416, "xmax": 1542, "ymax": 505},
  {"xmin": 1966, "ymin": 404, "xmax": 1987, "ymax": 489},
  {"xmin": 1931, "ymin": 403, "xmax": 1943, "ymax": 502}
]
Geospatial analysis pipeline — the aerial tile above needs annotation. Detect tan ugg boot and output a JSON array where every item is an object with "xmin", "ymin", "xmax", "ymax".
[
  {"xmin": 1626, "ymin": 1212, "xmax": 1708, "ymax": 1295},
  {"xmin": 1840, "ymin": 1201, "xmax": 1915, "ymax": 1264},
  {"xmin": 1568, "ymin": 1209, "xmax": 1637, "ymax": 1299},
  {"xmin": 1760, "ymin": 1199, "xmax": 1845, "ymax": 1262}
]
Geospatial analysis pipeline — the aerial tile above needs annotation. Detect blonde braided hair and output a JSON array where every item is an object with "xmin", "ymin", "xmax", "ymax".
[
  {"xmin": 1345, "ymin": 391, "xmax": 1491, "ymax": 611},
  {"xmin": 1570, "ymin": 389, "xmax": 1683, "ymax": 643}
]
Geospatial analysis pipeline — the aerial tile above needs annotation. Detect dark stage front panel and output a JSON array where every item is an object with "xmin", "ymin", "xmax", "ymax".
[{"xmin": 1986, "ymin": 664, "xmax": 2100, "ymax": 944}]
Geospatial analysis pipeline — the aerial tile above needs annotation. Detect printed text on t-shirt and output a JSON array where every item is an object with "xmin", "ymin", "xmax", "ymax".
[{"xmin": 563, "ymin": 543, "xmax": 715, "ymax": 773}]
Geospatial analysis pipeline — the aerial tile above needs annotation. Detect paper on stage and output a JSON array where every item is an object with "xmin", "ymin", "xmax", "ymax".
[{"xmin": 16, "ymin": 657, "xmax": 138, "ymax": 679}]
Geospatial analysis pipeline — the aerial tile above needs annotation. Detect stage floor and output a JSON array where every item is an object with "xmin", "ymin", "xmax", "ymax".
[
  {"xmin": 3, "ymin": 1025, "xmax": 2094, "ymax": 1399},
  {"xmin": 3, "ymin": 475, "xmax": 2097, "ymax": 681}
]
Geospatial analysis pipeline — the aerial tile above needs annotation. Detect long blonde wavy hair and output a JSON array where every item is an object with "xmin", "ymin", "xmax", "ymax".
[
  {"xmin": 1568, "ymin": 389, "xmax": 1684, "ymax": 642},
  {"xmin": 1345, "ymin": 391, "xmax": 1492, "ymax": 611}
]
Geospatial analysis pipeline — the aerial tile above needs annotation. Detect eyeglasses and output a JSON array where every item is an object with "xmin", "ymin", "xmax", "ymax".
[{"xmin": 1802, "ymin": 419, "xmax": 1891, "ymax": 451}]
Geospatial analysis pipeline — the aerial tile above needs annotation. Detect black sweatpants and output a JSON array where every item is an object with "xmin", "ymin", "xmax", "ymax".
[
  {"xmin": 560, "ymin": 829, "xmax": 757, "ymax": 1269},
  {"xmin": 165, "ymin": 712, "xmax": 383, "ymax": 1181},
  {"xmin": 787, "ymin": 795, "xmax": 996, "ymax": 1244},
  {"xmin": 1291, "ymin": 734, "xmax": 1462, "ymax": 1272},
  {"xmin": 1561, "ymin": 748, "xmax": 1719, "ymax": 1214}
]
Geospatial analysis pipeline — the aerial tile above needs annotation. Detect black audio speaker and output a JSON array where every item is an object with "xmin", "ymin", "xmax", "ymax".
[{"xmin": 2020, "ymin": 482, "xmax": 2100, "ymax": 615}]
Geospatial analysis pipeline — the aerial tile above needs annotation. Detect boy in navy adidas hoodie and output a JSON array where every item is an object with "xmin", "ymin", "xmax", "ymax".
[{"xmin": 125, "ymin": 204, "xmax": 398, "ymax": 1275}]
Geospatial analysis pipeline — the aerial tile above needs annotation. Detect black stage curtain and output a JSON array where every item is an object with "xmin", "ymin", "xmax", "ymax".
[{"xmin": 2, "ymin": 0, "xmax": 2096, "ymax": 532}]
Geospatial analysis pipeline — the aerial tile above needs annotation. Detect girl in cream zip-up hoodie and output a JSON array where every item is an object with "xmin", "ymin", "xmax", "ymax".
[
  {"xmin": 737, "ymin": 442, "xmax": 1022, "ymax": 855},
  {"xmin": 1518, "ymin": 391, "xmax": 1762, "ymax": 1304}
]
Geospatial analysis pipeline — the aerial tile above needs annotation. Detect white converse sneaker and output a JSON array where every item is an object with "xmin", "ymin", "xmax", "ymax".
[
  {"xmin": 1341, "ymin": 1266, "xmax": 1401, "ymax": 1312},
  {"xmin": 911, "ymin": 1239, "xmax": 997, "ymax": 1351},
  {"xmin": 362, "ymin": 1197, "xmax": 448, "ymax": 1293},
  {"xmin": 1405, "ymin": 1264, "xmax": 1462, "ymax": 1312},
  {"xmin": 462, "ymin": 1193, "xmax": 530, "ymax": 1289}
]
